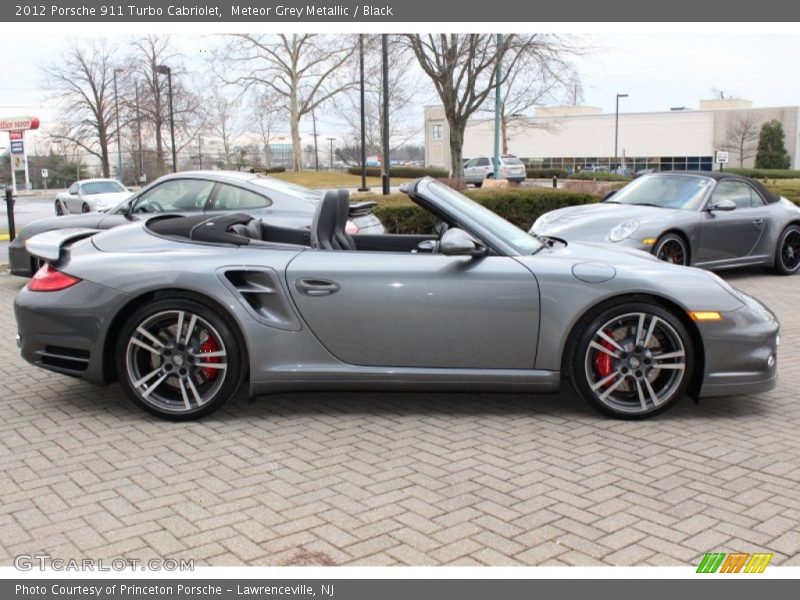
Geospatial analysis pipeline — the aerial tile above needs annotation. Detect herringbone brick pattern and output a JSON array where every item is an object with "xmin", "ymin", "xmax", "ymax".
[{"xmin": 0, "ymin": 269, "xmax": 798, "ymax": 566}]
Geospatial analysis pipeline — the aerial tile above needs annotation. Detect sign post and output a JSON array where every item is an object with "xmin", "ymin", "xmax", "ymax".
[
  {"xmin": 42, "ymin": 168, "xmax": 49, "ymax": 191},
  {"xmin": 1, "ymin": 116, "xmax": 40, "ymax": 191},
  {"xmin": 715, "ymin": 150, "xmax": 729, "ymax": 172}
]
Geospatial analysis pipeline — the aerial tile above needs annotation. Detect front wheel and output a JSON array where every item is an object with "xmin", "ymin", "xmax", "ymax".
[
  {"xmin": 772, "ymin": 224, "xmax": 800, "ymax": 275},
  {"xmin": 653, "ymin": 233, "xmax": 689, "ymax": 266},
  {"xmin": 55, "ymin": 201, "xmax": 65, "ymax": 216},
  {"xmin": 115, "ymin": 297, "xmax": 244, "ymax": 420},
  {"xmin": 568, "ymin": 302, "xmax": 694, "ymax": 419},
  {"xmin": 81, "ymin": 203, "xmax": 91, "ymax": 213}
]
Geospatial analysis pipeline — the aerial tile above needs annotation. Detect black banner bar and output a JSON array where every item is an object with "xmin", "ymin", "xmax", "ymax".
[{"xmin": 4, "ymin": 0, "xmax": 800, "ymax": 22}]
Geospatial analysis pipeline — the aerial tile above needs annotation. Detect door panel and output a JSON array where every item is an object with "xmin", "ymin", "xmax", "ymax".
[{"xmin": 286, "ymin": 251, "xmax": 540, "ymax": 369}]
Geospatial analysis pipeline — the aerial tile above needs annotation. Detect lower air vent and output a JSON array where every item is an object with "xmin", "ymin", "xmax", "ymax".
[{"xmin": 39, "ymin": 345, "xmax": 90, "ymax": 372}]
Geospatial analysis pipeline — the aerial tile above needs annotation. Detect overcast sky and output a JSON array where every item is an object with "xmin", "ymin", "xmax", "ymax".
[{"xmin": 2, "ymin": 32, "xmax": 800, "ymax": 150}]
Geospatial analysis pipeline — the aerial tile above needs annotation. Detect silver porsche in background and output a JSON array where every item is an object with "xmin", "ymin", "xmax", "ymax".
[
  {"xmin": 55, "ymin": 178, "xmax": 132, "ymax": 215},
  {"xmin": 14, "ymin": 178, "xmax": 779, "ymax": 421},
  {"xmin": 531, "ymin": 172, "xmax": 800, "ymax": 274}
]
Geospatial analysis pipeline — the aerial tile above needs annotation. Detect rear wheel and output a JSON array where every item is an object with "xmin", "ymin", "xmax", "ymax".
[
  {"xmin": 568, "ymin": 302, "xmax": 694, "ymax": 419},
  {"xmin": 772, "ymin": 224, "xmax": 800, "ymax": 275},
  {"xmin": 653, "ymin": 233, "xmax": 689, "ymax": 266},
  {"xmin": 81, "ymin": 203, "xmax": 90, "ymax": 213},
  {"xmin": 115, "ymin": 297, "xmax": 244, "ymax": 420}
]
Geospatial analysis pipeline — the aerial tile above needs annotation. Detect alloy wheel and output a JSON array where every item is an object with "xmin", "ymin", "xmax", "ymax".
[
  {"xmin": 780, "ymin": 229, "xmax": 800, "ymax": 272},
  {"xmin": 584, "ymin": 311, "xmax": 687, "ymax": 415},
  {"xmin": 125, "ymin": 309, "xmax": 228, "ymax": 415},
  {"xmin": 656, "ymin": 238, "xmax": 687, "ymax": 265}
]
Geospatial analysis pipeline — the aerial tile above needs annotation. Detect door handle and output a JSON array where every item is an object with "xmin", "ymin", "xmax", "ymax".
[
  {"xmin": 753, "ymin": 218, "xmax": 765, "ymax": 226},
  {"xmin": 295, "ymin": 278, "xmax": 340, "ymax": 296}
]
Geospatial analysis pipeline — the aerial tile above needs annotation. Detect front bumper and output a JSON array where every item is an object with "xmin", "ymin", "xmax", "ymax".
[
  {"xmin": 8, "ymin": 237, "xmax": 34, "ymax": 277},
  {"xmin": 697, "ymin": 292, "xmax": 779, "ymax": 398},
  {"xmin": 14, "ymin": 279, "xmax": 129, "ymax": 384}
]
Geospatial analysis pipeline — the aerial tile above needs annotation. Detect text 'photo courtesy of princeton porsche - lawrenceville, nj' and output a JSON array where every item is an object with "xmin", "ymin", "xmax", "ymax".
[{"xmin": 0, "ymin": 1, "xmax": 799, "ymax": 598}]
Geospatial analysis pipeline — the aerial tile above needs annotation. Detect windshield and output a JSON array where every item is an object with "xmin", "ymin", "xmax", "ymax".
[
  {"xmin": 425, "ymin": 180, "xmax": 543, "ymax": 254},
  {"xmin": 609, "ymin": 174, "xmax": 713, "ymax": 210},
  {"xmin": 250, "ymin": 176, "xmax": 322, "ymax": 206},
  {"xmin": 82, "ymin": 181, "xmax": 127, "ymax": 195}
]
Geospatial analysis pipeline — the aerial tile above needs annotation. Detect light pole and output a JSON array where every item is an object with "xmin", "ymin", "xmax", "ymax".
[
  {"xmin": 358, "ymin": 34, "xmax": 369, "ymax": 192},
  {"xmin": 156, "ymin": 64, "xmax": 177, "ymax": 173},
  {"xmin": 113, "ymin": 68, "xmax": 124, "ymax": 183},
  {"xmin": 381, "ymin": 34, "xmax": 390, "ymax": 195},
  {"xmin": 327, "ymin": 137, "xmax": 335, "ymax": 171},
  {"xmin": 614, "ymin": 93, "xmax": 628, "ymax": 171},
  {"xmin": 493, "ymin": 34, "xmax": 503, "ymax": 180}
]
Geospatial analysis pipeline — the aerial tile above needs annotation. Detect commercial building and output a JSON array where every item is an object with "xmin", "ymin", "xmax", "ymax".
[{"xmin": 424, "ymin": 99, "xmax": 800, "ymax": 173}]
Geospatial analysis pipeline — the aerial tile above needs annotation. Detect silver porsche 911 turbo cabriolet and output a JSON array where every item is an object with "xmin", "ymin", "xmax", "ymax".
[{"xmin": 14, "ymin": 178, "xmax": 779, "ymax": 420}]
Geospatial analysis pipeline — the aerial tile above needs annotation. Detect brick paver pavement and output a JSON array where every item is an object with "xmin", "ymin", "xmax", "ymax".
[{"xmin": 0, "ymin": 269, "xmax": 798, "ymax": 566}]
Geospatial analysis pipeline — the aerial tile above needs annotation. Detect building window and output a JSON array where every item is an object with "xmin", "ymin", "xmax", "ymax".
[{"xmin": 431, "ymin": 123, "xmax": 443, "ymax": 140}]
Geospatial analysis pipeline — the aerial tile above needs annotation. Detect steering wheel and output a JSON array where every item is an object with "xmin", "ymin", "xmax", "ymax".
[{"xmin": 147, "ymin": 201, "xmax": 165, "ymax": 213}]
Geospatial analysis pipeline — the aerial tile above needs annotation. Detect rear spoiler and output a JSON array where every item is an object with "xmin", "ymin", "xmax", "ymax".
[
  {"xmin": 25, "ymin": 228, "xmax": 100, "ymax": 262},
  {"xmin": 349, "ymin": 201, "xmax": 377, "ymax": 217}
]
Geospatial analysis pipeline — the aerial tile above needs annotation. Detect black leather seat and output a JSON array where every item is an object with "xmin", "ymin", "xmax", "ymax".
[
  {"xmin": 311, "ymin": 190, "xmax": 356, "ymax": 250},
  {"xmin": 229, "ymin": 220, "xmax": 263, "ymax": 240}
]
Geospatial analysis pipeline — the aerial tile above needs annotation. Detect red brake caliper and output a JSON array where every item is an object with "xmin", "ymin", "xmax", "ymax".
[
  {"xmin": 592, "ymin": 331, "xmax": 615, "ymax": 387},
  {"xmin": 200, "ymin": 336, "xmax": 220, "ymax": 380}
]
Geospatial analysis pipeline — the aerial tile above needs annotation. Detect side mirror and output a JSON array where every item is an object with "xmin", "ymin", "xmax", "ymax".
[
  {"xmin": 440, "ymin": 228, "xmax": 487, "ymax": 257},
  {"xmin": 709, "ymin": 198, "xmax": 736, "ymax": 212}
]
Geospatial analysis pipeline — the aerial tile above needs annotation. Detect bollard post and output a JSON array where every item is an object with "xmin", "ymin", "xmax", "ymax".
[
  {"xmin": 552, "ymin": 175, "xmax": 558, "ymax": 189},
  {"xmin": 5, "ymin": 186, "xmax": 15, "ymax": 242}
]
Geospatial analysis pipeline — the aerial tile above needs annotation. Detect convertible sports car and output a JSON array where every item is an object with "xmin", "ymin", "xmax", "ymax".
[
  {"xmin": 55, "ymin": 178, "xmax": 132, "ymax": 215},
  {"xmin": 14, "ymin": 178, "xmax": 779, "ymax": 420},
  {"xmin": 530, "ymin": 172, "xmax": 800, "ymax": 274},
  {"xmin": 9, "ymin": 170, "xmax": 382, "ymax": 277}
]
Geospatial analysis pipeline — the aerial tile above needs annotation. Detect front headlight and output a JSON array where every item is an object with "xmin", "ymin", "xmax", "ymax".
[{"xmin": 609, "ymin": 220, "xmax": 639, "ymax": 242}]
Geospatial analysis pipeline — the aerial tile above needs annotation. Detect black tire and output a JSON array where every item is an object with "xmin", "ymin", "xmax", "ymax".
[
  {"xmin": 567, "ymin": 301, "xmax": 694, "ymax": 419},
  {"xmin": 115, "ymin": 296, "xmax": 244, "ymax": 420},
  {"xmin": 772, "ymin": 224, "xmax": 800, "ymax": 275},
  {"xmin": 473, "ymin": 181, "xmax": 483, "ymax": 188},
  {"xmin": 653, "ymin": 233, "xmax": 689, "ymax": 266},
  {"xmin": 81, "ymin": 203, "xmax": 91, "ymax": 213},
  {"xmin": 55, "ymin": 201, "xmax": 64, "ymax": 216}
]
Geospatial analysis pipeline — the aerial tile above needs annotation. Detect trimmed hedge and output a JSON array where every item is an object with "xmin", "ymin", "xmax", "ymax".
[
  {"xmin": 371, "ymin": 188, "xmax": 598, "ymax": 234},
  {"xmin": 568, "ymin": 171, "xmax": 632, "ymax": 182},
  {"xmin": 526, "ymin": 168, "xmax": 569, "ymax": 179},
  {"xmin": 763, "ymin": 181, "xmax": 800, "ymax": 205},
  {"xmin": 724, "ymin": 167, "xmax": 800, "ymax": 179},
  {"xmin": 347, "ymin": 166, "xmax": 449, "ymax": 178}
]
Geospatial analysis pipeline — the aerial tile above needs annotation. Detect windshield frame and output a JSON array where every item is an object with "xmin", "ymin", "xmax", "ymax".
[
  {"xmin": 410, "ymin": 178, "xmax": 544, "ymax": 256},
  {"xmin": 606, "ymin": 173, "xmax": 715, "ymax": 211}
]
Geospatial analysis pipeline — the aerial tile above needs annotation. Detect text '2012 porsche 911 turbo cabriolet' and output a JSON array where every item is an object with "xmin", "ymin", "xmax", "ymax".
[{"xmin": 14, "ymin": 178, "xmax": 779, "ymax": 420}]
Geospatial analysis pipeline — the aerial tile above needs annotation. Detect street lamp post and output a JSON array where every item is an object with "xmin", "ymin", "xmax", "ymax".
[
  {"xmin": 493, "ymin": 34, "xmax": 503, "ymax": 180},
  {"xmin": 156, "ymin": 64, "xmax": 177, "ymax": 173},
  {"xmin": 381, "ymin": 34, "xmax": 390, "ymax": 195},
  {"xmin": 614, "ymin": 93, "xmax": 628, "ymax": 171},
  {"xmin": 358, "ymin": 34, "xmax": 369, "ymax": 192},
  {"xmin": 327, "ymin": 137, "xmax": 335, "ymax": 171},
  {"xmin": 113, "ymin": 68, "xmax": 124, "ymax": 183}
]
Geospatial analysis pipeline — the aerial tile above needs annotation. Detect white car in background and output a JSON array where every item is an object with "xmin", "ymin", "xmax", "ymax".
[
  {"xmin": 55, "ymin": 179, "xmax": 132, "ymax": 215},
  {"xmin": 463, "ymin": 154, "xmax": 527, "ymax": 187}
]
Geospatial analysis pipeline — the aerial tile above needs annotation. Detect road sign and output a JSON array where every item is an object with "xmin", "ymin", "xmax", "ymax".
[
  {"xmin": 715, "ymin": 150, "xmax": 729, "ymax": 164},
  {"xmin": 10, "ymin": 140, "xmax": 24, "ymax": 154},
  {"xmin": 12, "ymin": 154, "xmax": 25, "ymax": 171},
  {"xmin": 0, "ymin": 116, "xmax": 40, "ymax": 132},
  {"xmin": 41, "ymin": 168, "xmax": 48, "ymax": 179},
  {"xmin": 8, "ymin": 131, "xmax": 22, "ymax": 141}
]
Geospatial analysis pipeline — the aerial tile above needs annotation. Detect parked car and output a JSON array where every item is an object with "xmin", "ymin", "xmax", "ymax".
[
  {"xmin": 530, "ymin": 171, "xmax": 800, "ymax": 274},
  {"xmin": 15, "ymin": 177, "xmax": 778, "ymax": 420},
  {"xmin": 463, "ymin": 154, "xmax": 526, "ymax": 187},
  {"xmin": 55, "ymin": 179, "xmax": 132, "ymax": 215},
  {"xmin": 9, "ymin": 171, "xmax": 383, "ymax": 277}
]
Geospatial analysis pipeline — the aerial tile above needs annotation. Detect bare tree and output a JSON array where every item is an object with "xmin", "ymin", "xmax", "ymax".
[
  {"xmin": 41, "ymin": 40, "xmax": 120, "ymax": 178},
  {"xmin": 481, "ymin": 39, "xmax": 581, "ymax": 154},
  {"xmin": 219, "ymin": 34, "xmax": 357, "ymax": 171},
  {"xmin": 720, "ymin": 114, "xmax": 760, "ymax": 167},
  {"xmin": 129, "ymin": 35, "xmax": 201, "ymax": 175},
  {"xmin": 250, "ymin": 92, "xmax": 285, "ymax": 168},
  {"xmin": 333, "ymin": 35, "xmax": 425, "ymax": 164},
  {"xmin": 404, "ymin": 34, "xmax": 566, "ymax": 178},
  {"xmin": 204, "ymin": 84, "xmax": 242, "ymax": 169}
]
